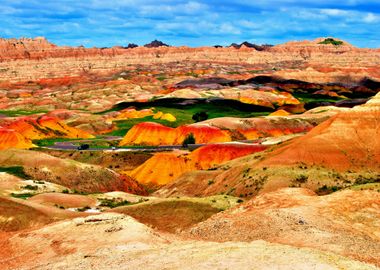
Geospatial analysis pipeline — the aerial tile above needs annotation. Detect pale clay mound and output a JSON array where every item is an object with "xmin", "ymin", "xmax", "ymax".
[
  {"xmin": 187, "ymin": 188, "xmax": 380, "ymax": 267},
  {"xmin": 1, "ymin": 213, "xmax": 378, "ymax": 270}
]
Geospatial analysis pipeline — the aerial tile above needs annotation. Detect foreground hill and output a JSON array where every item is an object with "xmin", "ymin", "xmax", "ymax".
[
  {"xmin": 187, "ymin": 188, "xmax": 380, "ymax": 267},
  {"xmin": 1, "ymin": 212, "xmax": 377, "ymax": 269},
  {"xmin": 0, "ymin": 149, "xmax": 147, "ymax": 194}
]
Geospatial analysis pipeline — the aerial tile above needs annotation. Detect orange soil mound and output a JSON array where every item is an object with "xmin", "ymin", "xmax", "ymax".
[
  {"xmin": 188, "ymin": 188, "xmax": 380, "ymax": 266},
  {"xmin": 128, "ymin": 151, "xmax": 193, "ymax": 186},
  {"xmin": 0, "ymin": 127, "xmax": 34, "ymax": 150},
  {"xmin": 269, "ymin": 109, "xmax": 290, "ymax": 117},
  {"xmin": 129, "ymin": 143, "xmax": 266, "ymax": 186},
  {"xmin": 28, "ymin": 193, "xmax": 97, "ymax": 208},
  {"xmin": 260, "ymin": 97, "xmax": 380, "ymax": 171},
  {"xmin": 119, "ymin": 122, "xmax": 231, "ymax": 146},
  {"xmin": 114, "ymin": 108, "xmax": 154, "ymax": 120},
  {"xmin": 6, "ymin": 115, "xmax": 94, "ymax": 141}
]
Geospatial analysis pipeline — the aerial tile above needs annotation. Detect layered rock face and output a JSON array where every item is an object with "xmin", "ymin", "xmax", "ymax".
[{"xmin": 0, "ymin": 37, "xmax": 379, "ymax": 83}]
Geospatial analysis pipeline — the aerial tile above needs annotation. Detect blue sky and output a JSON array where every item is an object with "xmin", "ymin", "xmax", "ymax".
[{"xmin": 1, "ymin": 0, "xmax": 380, "ymax": 48}]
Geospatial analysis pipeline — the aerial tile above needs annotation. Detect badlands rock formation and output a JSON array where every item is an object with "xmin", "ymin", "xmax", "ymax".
[
  {"xmin": 157, "ymin": 94, "xmax": 379, "ymax": 198},
  {"xmin": 121, "ymin": 106, "xmax": 341, "ymax": 146},
  {"xmin": 0, "ymin": 37, "xmax": 379, "ymax": 83}
]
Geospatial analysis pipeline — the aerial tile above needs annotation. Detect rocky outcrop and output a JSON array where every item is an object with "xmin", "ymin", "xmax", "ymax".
[{"xmin": 144, "ymin": 40, "xmax": 169, "ymax": 48}]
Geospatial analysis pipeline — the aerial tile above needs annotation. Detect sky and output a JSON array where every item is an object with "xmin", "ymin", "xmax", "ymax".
[{"xmin": 0, "ymin": 0, "xmax": 380, "ymax": 48}]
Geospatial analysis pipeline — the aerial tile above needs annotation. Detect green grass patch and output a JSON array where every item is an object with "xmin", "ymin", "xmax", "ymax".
[
  {"xmin": 292, "ymin": 92, "xmax": 344, "ymax": 104},
  {"xmin": 10, "ymin": 193, "xmax": 35, "ymax": 199},
  {"xmin": 105, "ymin": 103, "xmax": 270, "ymax": 136},
  {"xmin": 99, "ymin": 198, "xmax": 132, "ymax": 208},
  {"xmin": 0, "ymin": 109, "xmax": 48, "ymax": 117},
  {"xmin": 0, "ymin": 166, "xmax": 29, "ymax": 179}
]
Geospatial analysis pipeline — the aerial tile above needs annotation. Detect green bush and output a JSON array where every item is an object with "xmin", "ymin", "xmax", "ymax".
[
  {"xmin": 22, "ymin": 185, "xmax": 38, "ymax": 190},
  {"xmin": 99, "ymin": 198, "xmax": 131, "ymax": 208},
  {"xmin": 192, "ymin": 111, "xmax": 208, "ymax": 122},
  {"xmin": 182, "ymin": 133, "xmax": 196, "ymax": 147},
  {"xmin": 318, "ymin": 38, "xmax": 343, "ymax": 46}
]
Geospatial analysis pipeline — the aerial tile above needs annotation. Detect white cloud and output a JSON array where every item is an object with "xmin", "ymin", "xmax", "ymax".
[
  {"xmin": 219, "ymin": 23, "xmax": 241, "ymax": 35},
  {"xmin": 363, "ymin": 13, "xmax": 379, "ymax": 23},
  {"xmin": 320, "ymin": 8, "xmax": 349, "ymax": 16}
]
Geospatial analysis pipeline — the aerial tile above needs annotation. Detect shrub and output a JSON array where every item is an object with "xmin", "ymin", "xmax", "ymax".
[
  {"xmin": 23, "ymin": 185, "xmax": 38, "ymax": 190},
  {"xmin": 192, "ymin": 111, "xmax": 208, "ymax": 122},
  {"xmin": 294, "ymin": 174, "xmax": 308, "ymax": 183},
  {"xmin": 318, "ymin": 38, "xmax": 343, "ymax": 46},
  {"xmin": 99, "ymin": 198, "xmax": 131, "ymax": 208},
  {"xmin": 182, "ymin": 133, "xmax": 196, "ymax": 147}
]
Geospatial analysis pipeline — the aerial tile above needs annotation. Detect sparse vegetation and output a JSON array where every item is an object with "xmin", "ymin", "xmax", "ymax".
[
  {"xmin": 316, "ymin": 185, "xmax": 342, "ymax": 195},
  {"xmin": 99, "ymin": 198, "xmax": 132, "ymax": 208},
  {"xmin": 77, "ymin": 206, "xmax": 91, "ymax": 212},
  {"xmin": 294, "ymin": 174, "xmax": 308, "ymax": 183}
]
